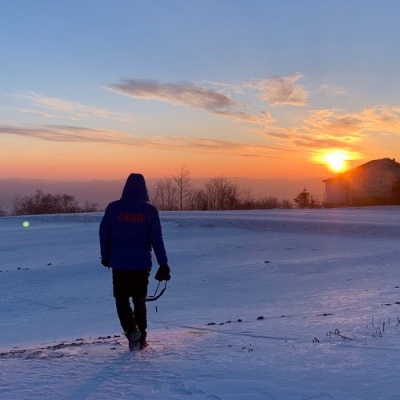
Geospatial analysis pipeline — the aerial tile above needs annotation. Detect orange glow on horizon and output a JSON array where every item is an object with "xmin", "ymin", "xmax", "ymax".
[{"xmin": 2, "ymin": 137, "xmax": 349, "ymax": 181}]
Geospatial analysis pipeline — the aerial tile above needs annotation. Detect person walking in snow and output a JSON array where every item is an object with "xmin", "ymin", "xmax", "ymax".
[{"xmin": 99, "ymin": 173, "xmax": 171, "ymax": 350}]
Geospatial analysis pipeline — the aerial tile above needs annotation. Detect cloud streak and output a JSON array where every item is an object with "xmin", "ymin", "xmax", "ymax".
[
  {"xmin": 14, "ymin": 92, "xmax": 134, "ymax": 122},
  {"xmin": 316, "ymin": 84, "xmax": 348, "ymax": 96},
  {"xmin": 107, "ymin": 77, "xmax": 296, "ymax": 127},
  {"xmin": 107, "ymin": 78, "xmax": 278, "ymax": 127},
  {"xmin": 0, "ymin": 124, "xmax": 153, "ymax": 146},
  {"xmin": 259, "ymin": 105, "xmax": 400, "ymax": 156},
  {"xmin": 213, "ymin": 110, "xmax": 276, "ymax": 126},
  {"xmin": 167, "ymin": 136, "xmax": 284, "ymax": 158},
  {"xmin": 108, "ymin": 79, "xmax": 238, "ymax": 111},
  {"xmin": 0, "ymin": 124, "xmax": 282, "ymax": 158}
]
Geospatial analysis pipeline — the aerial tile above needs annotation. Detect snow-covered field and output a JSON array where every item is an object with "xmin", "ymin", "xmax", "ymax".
[{"xmin": 1, "ymin": 207, "xmax": 400, "ymax": 399}]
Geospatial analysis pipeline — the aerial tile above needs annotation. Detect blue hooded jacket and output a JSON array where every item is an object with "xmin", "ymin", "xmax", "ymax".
[{"xmin": 99, "ymin": 173, "xmax": 168, "ymax": 270}]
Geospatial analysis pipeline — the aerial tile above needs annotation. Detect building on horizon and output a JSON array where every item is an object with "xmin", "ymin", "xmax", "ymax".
[{"xmin": 323, "ymin": 158, "xmax": 400, "ymax": 207}]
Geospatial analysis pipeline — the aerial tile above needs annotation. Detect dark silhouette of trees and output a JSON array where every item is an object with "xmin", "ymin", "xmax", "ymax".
[
  {"xmin": 189, "ymin": 188, "xmax": 209, "ymax": 211},
  {"xmin": 151, "ymin": 177, "xmax": 178, "ymax": 211},
  {"xmin": 294, "ymin": 188, "xmax": 311, "ymax": 208},
  {"xmin": 81, "ymin": 201, "xmax": 99, "ymax": 212},
  {"xmin": 240, "ymin": 187, "xmax": 255, "ymax": 209},
  {"xmin": 205, "ymin": 177, "xmax": 241, "ymax": 210},
  {"xmin": 2, "ymin": 168, "xmax": 304, "ymax": 215},
  {"xmin": 173, "ymin": 165, "xmax": 192, "ymax": 211},
  {"xmin": 150, "ymin": 169, "xmax": 294, "ymax": 211},
  {"xmin": 12, "ymin": 190, "xmax": 98, "ymax": 215},
  {"xmin": 151, "ymin": 166, "xmax": 193, "ymax": 211},
  {"xmin": 280, "ymin": 199, "xmax": 293, "ymax": 209},
  {"xmin": 256, "ymin": 196, "xmax": 281, "ymax": 209}
]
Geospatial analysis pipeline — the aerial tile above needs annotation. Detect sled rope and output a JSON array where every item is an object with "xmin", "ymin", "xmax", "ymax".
[{"xmin": 146, "ymin": 281, "xmax": 167, "ymax": 302}]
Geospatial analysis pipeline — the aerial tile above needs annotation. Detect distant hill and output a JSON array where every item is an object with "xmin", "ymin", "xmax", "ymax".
[{"xmin": 0, "ymin": 177, "xmax": 325, "ymax": 212}]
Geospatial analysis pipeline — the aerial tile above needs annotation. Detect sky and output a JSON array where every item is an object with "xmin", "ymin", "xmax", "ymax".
[{"xmin": 1, "ymin": 0, "xmax": 400, "ymax": 181}]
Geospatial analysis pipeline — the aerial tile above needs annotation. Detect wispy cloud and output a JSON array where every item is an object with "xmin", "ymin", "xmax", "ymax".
[
  {"xmin": 13, "ymin": 92, "xmax": 134, "ymax": 122},
  {"xmin": 214, "ymin": 110, "xmax": 276, "ymax": 126},
  {"xmin": 13, "ymin": 108, "xmax": 58, "ymax": 119},
  {"xmin": 107, "ymin": 79, "xmax": 238, "ymax": 112},
  {"xmin": 304, "ymin": 106, "xmax": 400, "ymax": 140},
  {"xmin": 316, "ymin": 84, "xmax": 348, "ymax": 96},
  {"xmin": 259, "ymin": 105, "xmax": 400, "ymax": 155},
  {"xmin": 0, "ymin": 123, "xmax": 283, "ymax": 158},
  {"xmin": 247, "ymin": 75, "xmax": 309, "ymax": 106},
  {"xmin": 0, "ymin": 124, "xmax": 150, "ymax": 146},
  {"xmin": 303, "ymin": 109, "xmax": 364, "ymax": 142},
  {"xmin": 203, "ymin": 80, "xmax": 244, "ymax": 94},
  {"xmin": 358, "ymin": 106, "xmax": 400, "ymax": 133},
  {"xmin": 107, "ymin": 78, "xmax": 284, "ymax": 127}
]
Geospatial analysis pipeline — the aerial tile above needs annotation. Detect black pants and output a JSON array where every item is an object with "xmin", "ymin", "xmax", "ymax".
[{"xmin": 112, "ymin": 268, "xmax": 150, "ymax": 339}]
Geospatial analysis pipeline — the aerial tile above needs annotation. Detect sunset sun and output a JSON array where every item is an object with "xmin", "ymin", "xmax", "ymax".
[
  {"xmin": 315, "ymin": 150, "xmax": 351, "ymax": 173},
  {"xmin": 325, "ymin": 152, "xmax": 346, "ymax": 172}
]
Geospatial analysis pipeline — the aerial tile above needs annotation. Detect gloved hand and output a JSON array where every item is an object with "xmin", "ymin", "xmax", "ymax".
[
  {"xmin": 155, "ymin": 264, "xmax": 171, "ymax": 281},
  {"xmin": 101, "ymin": 259, "xmax": 110, "ymax": 267}
]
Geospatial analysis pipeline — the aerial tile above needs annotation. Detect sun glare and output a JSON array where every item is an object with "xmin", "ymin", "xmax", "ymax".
[{"xmin": 323, "ymin": 150, "xmax": 348, "ymax": 172}]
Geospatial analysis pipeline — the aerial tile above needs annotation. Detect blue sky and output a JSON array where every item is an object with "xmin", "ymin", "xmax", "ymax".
[{"xmin": 1, "ymin": 1, "xmax": 400, "ymax": 180}]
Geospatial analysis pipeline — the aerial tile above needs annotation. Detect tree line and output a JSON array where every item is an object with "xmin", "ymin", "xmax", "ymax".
[
  {"xmin": 0, "ymin": 167, "xmax": 318, "ymax": 216},
  {"xmin": 150, "ymin": 167, "xmax": 294, "ymax": 211},
  {"xmin": 0, "ymin": 190, "xmax": 98, "ymax": 216},
  {"xmin": 150, "ymin": 167, "xmax": 319, "ymax": 211}
]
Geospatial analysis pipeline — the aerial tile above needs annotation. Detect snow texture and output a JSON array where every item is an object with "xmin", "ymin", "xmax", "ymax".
[{"xmin": 1, "ymin": 207, "xmax": 400, "ymax": 399}]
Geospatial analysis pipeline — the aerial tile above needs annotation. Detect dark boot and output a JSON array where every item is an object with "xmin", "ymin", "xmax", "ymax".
[
  {"xmin": 115, "ymin": 296, "xmax": 142, "ymax": 349},
  {"xmin": 127, "ymin": 328, "xmax": 141, "ymax": 351}
]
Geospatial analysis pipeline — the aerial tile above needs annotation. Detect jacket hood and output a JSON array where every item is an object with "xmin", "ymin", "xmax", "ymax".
[{"xmin": 121, "ymin": 173, "xmax": 149, "ymax": 202}]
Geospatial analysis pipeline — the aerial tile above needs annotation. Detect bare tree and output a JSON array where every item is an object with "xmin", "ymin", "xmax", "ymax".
[
  {"xmin": 280, "ymin": 199, "xmax": 293, "ymax": 209},
  {"xmin": 240, "ymin": 187, "xmax": 254, "ymax": 209},
  {"xmin": 173, "ymin": 165, "xmax": 192, "ymax": 211},
  {"xmin": 153, "ymin": 177, "xmax": 178, "ymax": 211},
  {"xmin": 205, "ymin": 177, "xmax": 241, "ymax": 210},
  {"xmin": 0, "ymin": 206, "xmax": 6, "ymax": 217},
  {"xmin": 256, "ymin": 196, "xmax": 281, "ymax": 209},
  {"xmin": 189, "ymin": 188, "xmax": 209, "ymax": 211},
  {"xmin": 82, "ymin": 201, "xmax": 99, "ymax": 212}
]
